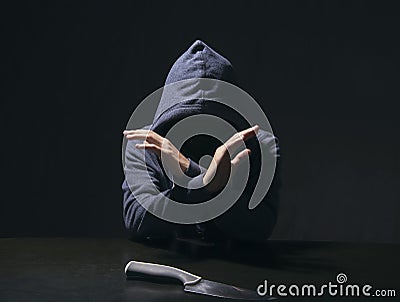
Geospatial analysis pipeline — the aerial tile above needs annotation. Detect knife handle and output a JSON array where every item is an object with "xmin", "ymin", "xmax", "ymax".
[{"xmin": 125, "ymin": 261, "xmax": 202, "ymax": 286}]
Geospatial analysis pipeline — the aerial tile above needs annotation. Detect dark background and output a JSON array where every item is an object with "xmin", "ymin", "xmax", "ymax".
[{"xmin": 1, "ymin": 1, "xmax": 399, "ymax": 243}]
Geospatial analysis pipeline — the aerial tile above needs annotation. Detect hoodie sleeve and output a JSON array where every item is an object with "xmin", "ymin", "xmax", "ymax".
[
  {"xmin": 213, "ymin": 132, "xmax": 281, "ymax": 242},
  {"xmin": 123, "ymin": 137, "xmax": 217, "ymax": 241},
  {"xmin": 122, "ymin": 140, "xmax": 178, "ymax": 241},
  {"xmin": 123, "ymin": 131, "xmax": 280, "ymax": 242},
  {"xmin": 184, "ymin": 158, "xmax": 202, "ymax": 177}
]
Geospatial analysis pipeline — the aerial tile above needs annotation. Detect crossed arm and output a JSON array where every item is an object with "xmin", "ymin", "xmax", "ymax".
[{"xmin": 123, "ymin": 125, "xmax": 259, "ymax": 193}]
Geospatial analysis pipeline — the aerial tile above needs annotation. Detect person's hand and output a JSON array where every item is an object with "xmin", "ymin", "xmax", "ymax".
[
  {"xmin": 123, "ymin": 129, "xmax": 190, "ymax": 178},
  {"xmin": 203, "ymin": 125, "xmax": 259, "ymax": 193}
]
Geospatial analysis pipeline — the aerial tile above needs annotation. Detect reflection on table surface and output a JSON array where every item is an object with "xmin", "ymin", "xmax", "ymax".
[{"xmin": 0, "ymin": 238, "xmax": 398, "ymax": 302}]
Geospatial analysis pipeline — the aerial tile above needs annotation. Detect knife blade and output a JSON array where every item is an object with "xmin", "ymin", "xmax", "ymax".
[{"xmin": 125, "ymin": 260, "xmax": 275, "ymax": 300}]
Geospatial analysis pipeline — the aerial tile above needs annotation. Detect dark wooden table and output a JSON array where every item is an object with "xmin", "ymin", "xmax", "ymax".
[{"xmin": 0, "ymin": 238, "xmax": 398, "ymax": 301}]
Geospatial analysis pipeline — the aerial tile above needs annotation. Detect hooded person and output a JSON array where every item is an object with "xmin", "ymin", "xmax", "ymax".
[{"xmin": 122, "ymin": 40, "xmax": 280, "ymax": 245}]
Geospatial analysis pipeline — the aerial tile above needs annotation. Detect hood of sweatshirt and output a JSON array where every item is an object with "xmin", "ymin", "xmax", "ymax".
[
  {"xmin": 151, "ymin": 40, "xmax": 256, "ymax": 159},
  {"xmin": 153, "ymin": 40, "xmax": 237, "ymax": 124}
]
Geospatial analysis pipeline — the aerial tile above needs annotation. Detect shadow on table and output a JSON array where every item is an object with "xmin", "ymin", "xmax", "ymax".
[
  {"xmin": 123, "ymin": 279, "xmax": 227, "ymax": 302},
  {"xmin": 135, "ymin": 237, "xmax": 339, "ymax": 273}
]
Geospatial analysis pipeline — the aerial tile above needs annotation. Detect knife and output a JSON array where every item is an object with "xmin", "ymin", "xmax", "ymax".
[{"xmin": 125, "ymin": 260, "xmax": 275, "ymax": 300}]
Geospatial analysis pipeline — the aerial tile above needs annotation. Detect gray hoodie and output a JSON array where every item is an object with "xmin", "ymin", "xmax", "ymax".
[{"xmin": 122, "ymin": 40, "xmax": 280, "ymax": 243}]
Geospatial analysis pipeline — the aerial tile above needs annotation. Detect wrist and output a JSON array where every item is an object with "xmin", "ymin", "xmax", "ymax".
[{"xmin": 179, "ymin": 154, "xmax": 190, "ymax": 172}]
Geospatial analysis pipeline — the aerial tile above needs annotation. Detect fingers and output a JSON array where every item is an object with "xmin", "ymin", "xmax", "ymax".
[
  {"xmin": 123, "ymin": 129, "xmax": 152, "ymax": 136},
  {"xmin": 224, "ymin": 125, "xmax": 259, "ymax": 154},
  {"xmin": 123, "ymin": 130, "xmax": 154, "ymax": 139},
  {"xmin": 135, "ymin": 142, "xmax": 161, "ymax": 156},
  {"xmin": 231, "ymin": 149, "xmax": 251, "ymax": 166},
  {"xmin": 123, "ymin": 130, "xmax": 164, "ymax": 156},
  {"xmin": 123, "ymin": 129, "xmax": 163, "ymax": 145},
  {"xmin": 239, "ymin": 125, "xmax": 259, "ymax": 141}
]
